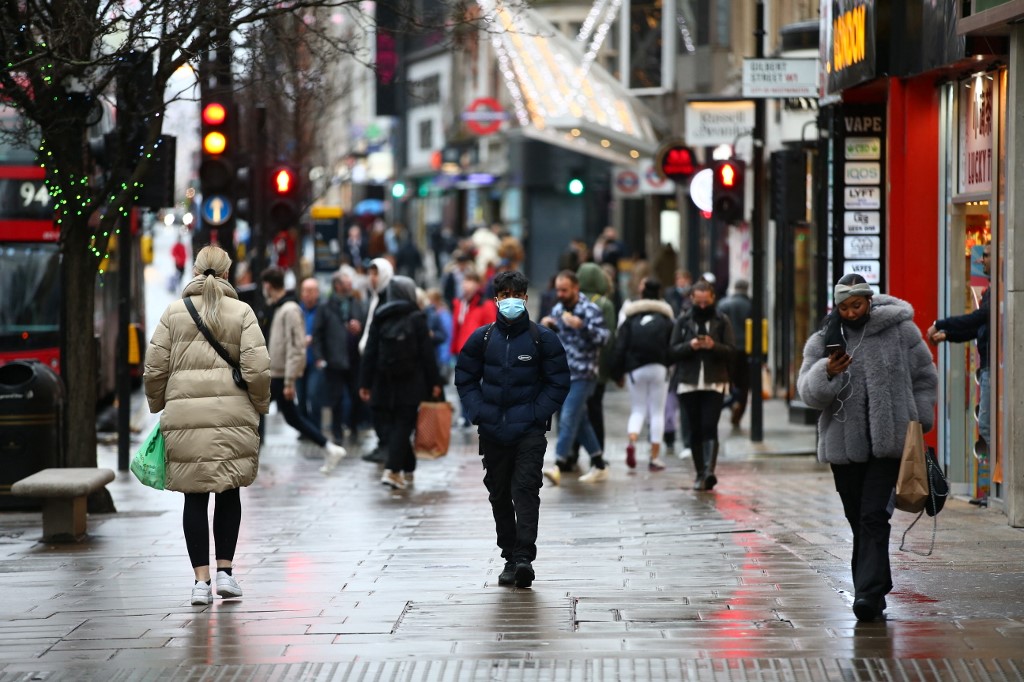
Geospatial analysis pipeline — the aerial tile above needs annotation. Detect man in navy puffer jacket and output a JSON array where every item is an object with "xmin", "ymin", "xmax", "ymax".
[{"xmin": 455, "ymin": 271, "xmax": 570, "ymax": 589}]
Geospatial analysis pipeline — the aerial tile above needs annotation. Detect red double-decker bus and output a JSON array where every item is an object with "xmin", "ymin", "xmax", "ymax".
[{"xmin": 0, "ymin": 107, "xmax": 145, "ymax": 402}]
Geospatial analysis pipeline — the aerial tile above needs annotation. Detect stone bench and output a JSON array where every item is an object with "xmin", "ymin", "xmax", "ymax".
[{"xmin": 11, "ymin": 468, "xmax": 116, "ymax": 542}]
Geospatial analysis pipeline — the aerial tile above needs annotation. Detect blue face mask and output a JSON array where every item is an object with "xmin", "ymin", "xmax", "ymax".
[{"xmin": 497, "ymin": 297, "xmax": 527, "ymax": 320}]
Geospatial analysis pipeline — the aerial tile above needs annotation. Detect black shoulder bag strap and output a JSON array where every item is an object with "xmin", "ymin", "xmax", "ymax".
[{"xmin": 183, "ymin": 297, "xmax": 248, "ymax": 390}]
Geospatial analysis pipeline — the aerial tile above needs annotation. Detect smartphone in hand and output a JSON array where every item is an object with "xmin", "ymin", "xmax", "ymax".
[{"xmin": 825, "ymin": 343, "xmax": 844, "ymax": 357}]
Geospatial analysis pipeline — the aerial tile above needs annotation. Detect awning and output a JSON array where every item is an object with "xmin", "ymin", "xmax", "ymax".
[{"xmin": 477, "ymin": 0, "xmax": 660, "ymax": 166}]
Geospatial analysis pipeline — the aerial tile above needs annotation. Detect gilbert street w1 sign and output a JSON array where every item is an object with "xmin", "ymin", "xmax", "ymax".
[{"xmin": 742, "ymin": 59, "xmax": 819, "ymax": 99}]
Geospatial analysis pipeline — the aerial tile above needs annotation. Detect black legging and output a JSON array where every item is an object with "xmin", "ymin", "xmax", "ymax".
[
  {"xmin": 183, "ymin": 487, "xmax": 241, "ymax": 568},
  {"xmin": 679, "ymin": 390, "xmax": 725, "ymax": 445}
]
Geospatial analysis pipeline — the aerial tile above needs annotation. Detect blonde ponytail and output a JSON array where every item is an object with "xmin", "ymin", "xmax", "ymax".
[{"xmin": 192, "ymin": 245, "xmax": 232, "ymax": 336}]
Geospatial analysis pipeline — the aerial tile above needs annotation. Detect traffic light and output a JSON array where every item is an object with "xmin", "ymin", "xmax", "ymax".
[
  {"xmin": 267, "ymin": 165, "xmax": 300, "ymax": 229},
  {"xmin": 567, "ymin": 177, "xmax": 585, "ymax": 195},
  {"xmin": 391, "ymin": 181, "xmax": 407, "ymax": 199},
  {"xmin": 712, "ymin": 159, "xmax": 745, "ymax": 224},
  {"xmin": 199, "ymin": 98, "xmax": 234, "ymax": 196}
]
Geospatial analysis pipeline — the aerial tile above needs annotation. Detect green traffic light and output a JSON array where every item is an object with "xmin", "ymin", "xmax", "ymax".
[
  {"xmin": 392, "ymin": 182, "xmax": 406, "ymax": 199},
  {"xmin": 568, "ymin": 178, "xmax": 584, "ymax": 195}
]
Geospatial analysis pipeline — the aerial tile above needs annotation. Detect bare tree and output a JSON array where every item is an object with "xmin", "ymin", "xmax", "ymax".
[{"xmin": 0, "ymin": 1, "xmax": 380, "ymax": 476}]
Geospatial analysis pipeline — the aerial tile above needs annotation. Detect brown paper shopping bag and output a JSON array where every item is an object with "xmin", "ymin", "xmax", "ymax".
[
  {"xmin": 414, "ymin": 401, "xmax": 453, "ymax": 459},
  {"xmin": 895, "ymin": 420, "xmax": 928, "ymax": 513}
]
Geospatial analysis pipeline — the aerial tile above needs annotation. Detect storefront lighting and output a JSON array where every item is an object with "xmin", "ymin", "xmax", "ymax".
[
  {"xmin": 600, "ymin": 139, "xmax": 611, "ymax": 148},
  {"xmin": 571, "ymin": 128, "xmax": 581, "ymax": 137},
  {"xmin": 630, "ymin": 150, "xmax": 640, "ymax": 159}
]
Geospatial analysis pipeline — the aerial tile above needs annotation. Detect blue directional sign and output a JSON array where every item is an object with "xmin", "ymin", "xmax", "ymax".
[{"xmin": 202, "ymin": 195, "xmax": 233, "ymax": 226}]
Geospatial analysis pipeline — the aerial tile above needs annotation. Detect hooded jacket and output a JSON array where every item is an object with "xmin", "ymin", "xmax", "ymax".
[
  {"xmin": 611, "ymin": 298, "xmax": 675, "ymax": 379},
  {"xmin": 359, "ymin": 276, "xmax": 442, "ymax": 409},
  {"xmin": 455, "ymin": 310, "xmax": 570, "ymax": 445},
  {"xmin": 450, "ymin": 288, "xmax": 497, "ymax": 355},
  {"xmin": 144, "ymin": 277, "xmax": 271, "ymax": 493},
  {"xmin": 577, "ymin": 263, "xmax": 617, "ymax": 382},
  {"xmin": 797, "ymin": 294, "xmax": 938, "ymax": 465},
  {"xmin": 313, "ymin": 292, "xmax": 367, "ymax": 372},
  {"xmin": 358, "ymin": 257, "xmax": 394, "ymax": 354}
]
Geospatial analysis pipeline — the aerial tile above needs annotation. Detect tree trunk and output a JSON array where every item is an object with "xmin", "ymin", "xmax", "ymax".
[{"xmin": 60, "ymin": 215, "xmax": 99, "ymax": 470}]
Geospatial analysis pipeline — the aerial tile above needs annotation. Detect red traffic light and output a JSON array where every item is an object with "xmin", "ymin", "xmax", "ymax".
[
  {"xmin": 202, "ymin": 102, "xmax": 227, "ymax": 126},
  {"xmin": 656, "ymin": 142, "xmax": 696, "ymax": 182},
  {"xmin": 719, "ymin": 162, "xmax": 737, "ymax": 187},
  {"xmin": 273, "ymin": 168, "xmax": 294, "ymax": 195}
]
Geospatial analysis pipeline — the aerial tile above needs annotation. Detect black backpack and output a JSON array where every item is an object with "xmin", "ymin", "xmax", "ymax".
[{"xmin": 377, "ymin": 312, "xmax": 420, "ymax": 376}]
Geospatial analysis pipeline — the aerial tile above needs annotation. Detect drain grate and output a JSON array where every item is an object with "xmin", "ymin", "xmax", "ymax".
[{"xmin": 3, "ymin": 658, "xmax": 1023, "ymax": 682}]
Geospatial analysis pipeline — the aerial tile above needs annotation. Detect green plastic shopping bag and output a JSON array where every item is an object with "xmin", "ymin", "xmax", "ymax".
[{"xmin": 131, "ymin": 422, "xmax": 166, "ymax": 490}]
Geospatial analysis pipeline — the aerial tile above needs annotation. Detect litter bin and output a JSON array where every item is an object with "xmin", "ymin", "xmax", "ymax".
[{"xmin": 0, "ymin": 361, "xmax": 65, "ymax": 509}]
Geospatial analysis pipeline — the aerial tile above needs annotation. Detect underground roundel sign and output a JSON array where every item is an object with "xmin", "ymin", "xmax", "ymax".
[
  {"xmin": 656, "ymin": 142, "xmax": 697, "ymax": 183},
  {"xmin": 462, "ymin": 98, "xmax": 507, "ymax": 136}
]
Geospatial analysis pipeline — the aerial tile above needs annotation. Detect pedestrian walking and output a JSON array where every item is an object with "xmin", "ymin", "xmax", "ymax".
[
  {"xmin": 260, "ymin": 267, "xmax": 349, "ymax": 473},
  {"xmin": 540, "ymin": 270, "xmax": 611, "ymax": 484},
  {"xmin": 797, "ymin": 273, "xmax": 937, "ymax": 622},
  {"xmin": 926, "ymin": 244, "xmax": 991, "ymax": 457},
  {"xmin": 359, "ymin": 276, "xmax": 444, "ymax": 489},
  {"xmin": 450, "ymin": 271, "xmax": 497, "ymax": 425},
  {"xmin": 717, "ymin": 279, "xmax": 753, "ymax": 429},
  {"xmin": 611, "ymin": 278, "xmax": 674, "ymax": 471},
  {"xmin": 312, "ymin": 268, "xmax": 366, "ymax": 444},
  {"xmin": 669, "ymin": 280, "xmax": 734, "ymax": 491},
  {"xmin": 425, "ymin": 288, "xmax": 453, "ymax": 382},
  {"xmin": 358, "ymin": 257, "xmax": 396, "ymax": 463},
  {"xmin": 170, "ymin": 236, "xmax": 188, "ymax": 290},
  {"xmin": 565, "ymin": 263, "xmax": 617, "ymax": 470},
  {"xmin": 454, "ymin": 271, "xmax": 570, "ymax": 588},
  {"xmin": 295, "ymin": 277, "xmax": 324, "ymax": 429},
  {"xmin": 144, "ymin": 245, "xmax": 271, "ymax": 606}
]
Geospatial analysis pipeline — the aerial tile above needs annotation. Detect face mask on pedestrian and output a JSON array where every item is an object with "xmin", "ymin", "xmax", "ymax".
[{"xmin": 498, "ymin": 297, "xmax": 527, "ymax": 320}]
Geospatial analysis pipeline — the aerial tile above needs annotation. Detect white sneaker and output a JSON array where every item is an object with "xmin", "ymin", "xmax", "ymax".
[
  {"xmin": 543, "ymin": 466, "xmax": 561, "ymax": 486},
  {"xmin": 579, "ymin": 466, "xmax": 609, "ymax": 483},
  {"xmin": 320, "ymin": 442, "xmax": 348, "ymax": 474},
  {"xmin": 381, "ymin": 469, "xmax": 407, "ymax": 490},
  {"xmin": 191, "ymin": 581, "xmax": 212, "ymax": 606},
  {"xmin": 216, "ymin": 572, "xmax": 242, "ymax": 599}
]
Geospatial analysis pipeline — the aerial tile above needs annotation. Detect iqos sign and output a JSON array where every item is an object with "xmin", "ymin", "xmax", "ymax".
[{"xmin": 844, "ymin": 162, "xmax": 881, "ymax": 185}]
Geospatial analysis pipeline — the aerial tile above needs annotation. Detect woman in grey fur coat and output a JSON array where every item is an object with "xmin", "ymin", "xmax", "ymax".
[{"xmin": 797, "ymin": 273, "xmax": 937, "ymax": 622}]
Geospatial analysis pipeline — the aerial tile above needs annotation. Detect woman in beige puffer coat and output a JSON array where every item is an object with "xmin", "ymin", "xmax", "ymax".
[{"xmin": 144, "ymin": 245, "xmax": 270, "ymax": 606}]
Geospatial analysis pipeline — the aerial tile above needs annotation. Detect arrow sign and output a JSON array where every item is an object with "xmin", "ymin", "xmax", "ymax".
[{"xmin": 203, "ymin": 195, "xmax": 233, "ymax": 226}]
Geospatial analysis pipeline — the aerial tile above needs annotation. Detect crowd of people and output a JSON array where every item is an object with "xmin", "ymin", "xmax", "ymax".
[{"xmin": 147, "ymin": 222, "xmax": 952, "ymax": 624}]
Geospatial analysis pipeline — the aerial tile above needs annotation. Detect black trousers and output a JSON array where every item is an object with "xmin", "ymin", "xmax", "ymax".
[
  {"xmin": 376, "ymin": 404, "xmax": 419, "ymax": 473},
  {"xmin": 831, "ymin": 457, "xmax": 900, "ymax": 603},
  {"xmin": 481, "ymin": 433, "xmax": 547, "ymax": 563},
  {"xmin": 183, "ymin": 488, "xmax": 241, "ymax": 568},
  {"xmin": 324, "ymin": 368, "xmax": 359, "ymax": 439},
  {"xmin": 270, "ymin": 378, "xmax": 327, "ymax": 447},
  {"xmin": 679, "ymin": 390, "xmax": 725, "ymax": 446}
]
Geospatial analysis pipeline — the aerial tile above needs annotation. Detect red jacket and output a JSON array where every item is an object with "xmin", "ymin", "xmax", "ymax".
[{"xmin": 450, "ymin": 292, "xmax": 497, "ymax": 355}]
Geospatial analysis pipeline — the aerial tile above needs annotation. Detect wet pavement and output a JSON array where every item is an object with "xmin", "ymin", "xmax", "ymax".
[
  {"xmin": 3, "ymin": 386, "xmax": 1024, "ymax": 680},
  {"xmin": 4, "ymin": 228, "xmax": 1024, "ymax": 679}
]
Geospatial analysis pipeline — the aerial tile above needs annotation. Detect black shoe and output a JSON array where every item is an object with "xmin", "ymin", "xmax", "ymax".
[
  {"xmin": 362, "ymin": 447, "xmax": 386, "ymax": 463},
  {"xmin": 853, "ymin": 597, "xmax": 882, "ymax": 622},
  {"xmin": 497, "ymin": 561, "xmax": 516, "ymax": 586},
  {"xmin": 513, "ymin": 561, "xmax": 535, "ymax": 588}
]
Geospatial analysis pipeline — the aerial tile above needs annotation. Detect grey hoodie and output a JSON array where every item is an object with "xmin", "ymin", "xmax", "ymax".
[{"xmin": 796, "ymin": 294, "xmax": 937, "ymax": 465}]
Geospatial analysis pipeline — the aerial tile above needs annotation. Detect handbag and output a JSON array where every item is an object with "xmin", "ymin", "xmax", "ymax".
[
  {"xmin": 130, "ymin": 422, "xmax": 166, "ymax": 490},
  {"xmin": 414, "ymin": 401, "xmax": 453, "ymax": 459},
  {"xmin": 894, "ymin": 420, "xmax": 928, "ymax": 513},
  {"xmin": 183, "ymin": 297, "xmax": 248, "ymax": 390},
  {"xmin": 899, "ymin": 445, "xmax": 949, "ymax": 557}
]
